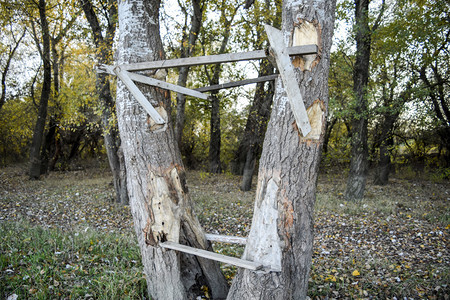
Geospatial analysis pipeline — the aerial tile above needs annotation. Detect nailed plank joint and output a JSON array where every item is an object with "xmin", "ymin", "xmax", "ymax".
[
  {"xmin": 160, "ymin": 241, "xmax": 263, "ymax": 270},
  {"xmin": 265, "ymin": 24, "xmax": 312, "ymax": 136},
  {"xmin": 113, "ymin": 66, "xmax": 165, "ymax": 124}
]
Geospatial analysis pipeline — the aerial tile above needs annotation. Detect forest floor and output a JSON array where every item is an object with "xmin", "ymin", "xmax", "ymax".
[{"xmin": 0, "ymin": 163, "xmax": 449, "ymax": 299}]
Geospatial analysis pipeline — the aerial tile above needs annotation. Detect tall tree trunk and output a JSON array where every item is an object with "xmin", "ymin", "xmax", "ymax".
[
  {"xmin": 174, "ymin": 0, "xmax": 204, "ymax": 147},
  {"xmin": 345, "ymin": 0, "xmax": 371, "ymax": 201},
  {"xmin": 115, "ymin": 0, "xmax": 228, "ymax": 298},
  {"xmin": 240, "ymin": 63, "xmax": 275, "ymax": 190},
  {"xmin": 322, "ymin": 117, "xmax": 337, "ymax": 154},
  {"xmin": 29, "ymin": 0, "xmax": 51, "ymax": 180},
  {"xmin": 233, "ymin": 60, "xmax": 274, "ymax": 176},
  {"xmin": 80, "ymin": 0, "xmax": 129, "ymax": 204},
  {"xmin": 228, "ymin": 0, "xmax": 336, "ymax": 298},
  {"xmin": 373, "ymin": 114, "xmax": 396, "ymax": 185},
  {"xmin": 0, "ymin": 29, "xmax": 25, "ymax": 111},
  {"xmin": 204, "ymin": 4, "xmax": 239, "ymax": 173},
  {"xmin": 209, "ymin": 92, "xmax": 222, "ymax": 173},
  {"xmin": 41, "ymin": 40, "xmax": 60, "ymax": 174}
]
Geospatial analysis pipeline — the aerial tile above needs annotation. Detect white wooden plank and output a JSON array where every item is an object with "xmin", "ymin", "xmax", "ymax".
[
  {"xmin": 160, "ymin": 241, "xmax": 263, "ymax": 270},
  {"xmin": 112, "ymin": 45, "xmax": 317, "ymax": 72},
  {"xmin": 204, "ymin": 234, "xmax": 247, "ymax": 244},
  {"xmin": 97, "ymin": 65, "xmax": 208, "ymax": 100},
  {"xmin": 264, "ymin": 25, "xmax": 312, "ymax": 136},
  {"xmin": 127, "ymin": 72, "xmax": 208, "ymax": 100},
  {"xmin": 195, "ymin": 74, "xmax": 279, "ymax": 92},
  {"xmin": 113, "ymin": 67, "xmax": 165, "ymax": 124}
]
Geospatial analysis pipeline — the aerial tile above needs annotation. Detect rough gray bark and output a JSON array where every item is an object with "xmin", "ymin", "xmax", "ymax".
[
  {"xmin": 174, "ymin": 0, "xmax": 204, "ymax": 148},
  {"xmin": 227, "ymin": 0, "xmax": 336, "ymax": 298},
  {"xmin": 115, "ymin": 0, "xmax": 228, "ymax": 298},
  {"xmin": 29, "ymin": 0, "xmax": 51, "ymax": 180},
  {"xmin": 80, "ymin": 0, "xmax": 129, "ymax": 204}
]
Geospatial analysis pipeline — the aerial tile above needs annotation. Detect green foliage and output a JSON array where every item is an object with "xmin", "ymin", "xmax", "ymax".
[
  {"xmin": 0, "ymin": 221, "xmax": 147, "ymax": 299},
  {"xmin": 0, "ymin": 98, "xmax": 35, "ymax": 165}
]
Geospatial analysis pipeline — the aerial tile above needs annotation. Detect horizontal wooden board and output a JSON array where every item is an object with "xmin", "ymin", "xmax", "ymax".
[
  {"xmin": 118, "ymin": 44, "xmax": 318, "ymax": 71},
  {"xmin": 195, "ymin": 74, "xmax": 279, "ymax": 92},
  {"xmin": 160, "ymin": 241, "xmax": 263, "ymax": 270},
  {"xmin": 204, "ymin": 234, "xmax": 247, "ymax": 244}
]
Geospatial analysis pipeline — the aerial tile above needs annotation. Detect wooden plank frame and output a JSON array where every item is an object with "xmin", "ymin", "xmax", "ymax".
[{"xmin": 100, "ymin": 39, "xmax": 318, "ymax": 269}]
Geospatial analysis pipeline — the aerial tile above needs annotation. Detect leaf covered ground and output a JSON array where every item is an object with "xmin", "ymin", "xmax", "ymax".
[{"xmin": 0, "ymin": 164, "xmax": 449, "ymax": 299}]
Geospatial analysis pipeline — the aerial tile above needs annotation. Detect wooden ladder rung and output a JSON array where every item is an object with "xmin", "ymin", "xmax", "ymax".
[
  {"xmin": 204, "ymin": 234, "xmax": 247, "ymax": 244},
  {"xmin": 160, "ymin": 241, "xmax": 263, "ymax": 271}
]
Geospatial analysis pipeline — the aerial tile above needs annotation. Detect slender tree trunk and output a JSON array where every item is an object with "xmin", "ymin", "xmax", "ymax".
[
  {"xmin": 41, "ymin": 40, "xmax": 60, "ymax": 174},
  {"xmin": 80, "ymin": 0, "xmax": 129, "ymax": 204},
  {"xmin": 228, "ymin": 0, "xmax": 336, "ymax": 298},
  {"xmin": 0, "ymin": 30, "xmax": 25, "ymax": 111},
  {"xmin": 233, "ymin": 60, "xmax": 274, "ymax": 177},
  {"xmin": 240, "ymin": 65, "xmax": 275, "ymax": 190},
  {"xmin": 345, "ymin": 0, "xmax": 370, "ymax": 201},
  {"xmin": 174, "ymin": 0, "xmax": 203, "ymax": 147},
  {"xmin": 115, "ymin": 1, "xmax": 228, "ymax": 298},
  {"xmin": 209, "ymin": 93, "xmax": 222, "ymax": 173},
  {"xmin": 30, "ymin": 0, "xmax": 51, "ymax": 180},
  {"xmin": 204, "ymin": 4, "xmax": 239, "ymax": 173},
  {"xmin": 322, "ymin": 117, "xmax": 337, "ymax": 154},
  {"xmin": 373, "ymin": 114, "xmax": 396, "ymax": 185}
]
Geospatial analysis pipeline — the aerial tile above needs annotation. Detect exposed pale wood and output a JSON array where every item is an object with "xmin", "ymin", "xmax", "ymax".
[
  {"xmin": 160, "ymin": 241, "xmax": 263, "ymax": 270},
  {"xmin": 98, "ymin": 65, "xmax": 208, "ymax": 100},
  {"xmin": 110, "ymin": 45, "xmax": 317, "ymax": 72},
  {"xmin": 265, "ymin": 25, "xmax": 311, "ymax": 136},
  {"xmin": 204, "ymin": 234, "xmax": 247, "ymax": 244},
  {"xmin": 195, "ymin": 74, "xmax": 279, "ymax": 92},
  {"xmin": 113, "ymin": 67, "xmax": 165, "ymax": 124}
]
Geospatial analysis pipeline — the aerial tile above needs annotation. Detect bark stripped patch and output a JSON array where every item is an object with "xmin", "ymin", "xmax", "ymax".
[
  {"xmin": 301, "ymin": 99, "xmax": 325, "ymax": 141},
  {"xmin": 291, "ymin": 20, "xmax": 322, "ymax": 71},
  {"xmin": 144, "ymin": 167, "xmax": 183, "ymax": 245},
  {"xmin": 147, "ymin": 105, "xmax": 167, "ymax": 132}
]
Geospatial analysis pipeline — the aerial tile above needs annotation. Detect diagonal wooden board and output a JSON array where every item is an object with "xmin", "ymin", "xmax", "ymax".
[
  {"xmin": 113, "ymin": 66, "xmax": 165, "ymax": 124},
  {"xmin": 264, "ymin": 25, "xmax": 312, "ymax": 136},
  {"xmin": 160, "ymin": 241, "xmax": 263, "ymax": 270}
]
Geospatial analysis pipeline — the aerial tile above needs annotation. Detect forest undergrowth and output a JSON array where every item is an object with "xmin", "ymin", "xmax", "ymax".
[{"xmin": 0, "ymin": 164, "xmax": 448, "ymax": 299}]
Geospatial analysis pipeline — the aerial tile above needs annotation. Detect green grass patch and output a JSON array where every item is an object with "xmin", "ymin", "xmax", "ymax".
[{"xmin": 0, "ymin": 221, "xmax": 147, "ymax": 299}]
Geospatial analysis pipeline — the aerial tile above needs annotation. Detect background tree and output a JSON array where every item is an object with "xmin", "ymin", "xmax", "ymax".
[
  {"xmin": 345, "ymin": 0, "xmax": 385, "ymax": 201},
  {"xmin": 29, "ymin": 0, "xmax": 52, "ymax": 179},
  {"xmin": 232, "ymin": 0, "xmax": 281, "ymax": 191},
  {"xmin": 80, "ymin": 0, "xmax": 129, "ymax": 204},
  {"xmin": 201, "ymin": 0, "xmax": 242, "ymax": 173},
  {"xmin": 173, "ymin": 0, "xmax": 205, "ymax": 148}
]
